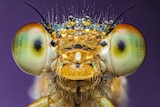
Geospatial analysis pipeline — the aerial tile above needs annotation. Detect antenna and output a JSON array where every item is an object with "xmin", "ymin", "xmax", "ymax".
[
  {"xmin": 106, "ymin": 4, "xmax": 136, "ymax": 34},
  {"xmin": 23, "ymin": 1, "xmax": 54, "ymax": 34}
]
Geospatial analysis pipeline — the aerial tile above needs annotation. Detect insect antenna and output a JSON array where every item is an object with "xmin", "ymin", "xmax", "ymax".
[
  {"xmin": 106, "ymin": 4, "xmax": 136, "ymax": 34},
  {"xmin": 23, "ymin": 1, "xmax": 54, "ymax": 34}
]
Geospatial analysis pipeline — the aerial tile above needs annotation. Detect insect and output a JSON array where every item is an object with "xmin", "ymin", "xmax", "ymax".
[{"xmin": 12, "ymin": 2, "xmax": 146, "ymax": 107}]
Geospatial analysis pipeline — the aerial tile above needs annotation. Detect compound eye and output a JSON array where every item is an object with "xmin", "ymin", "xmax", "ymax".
[
  {"xmin": 109, "ymin": 24, "xmax": 146, "ymax": 76},
  {"xmin": 12, "ymin": 23, "xmax": 48, "ymax": 75}
]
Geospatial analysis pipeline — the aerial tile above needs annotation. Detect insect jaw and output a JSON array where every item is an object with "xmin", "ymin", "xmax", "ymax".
[
  {"xmin": 59, "ymin": 63, "xmax": 96, "ymax": 80},
  {"xmin": 52, "ymin": 49, "xmax": 101, "ymax": 80}
]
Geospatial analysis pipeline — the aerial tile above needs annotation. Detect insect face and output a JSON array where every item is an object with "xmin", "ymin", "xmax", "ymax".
[{"xmin": 12, "ymin": 4, "xmax": 146, "ymax": 106}]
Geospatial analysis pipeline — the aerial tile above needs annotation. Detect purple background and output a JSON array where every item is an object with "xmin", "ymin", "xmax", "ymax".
[{"xmin": 0, "ymin": 0, "xmax": 159, "ymax": 107}]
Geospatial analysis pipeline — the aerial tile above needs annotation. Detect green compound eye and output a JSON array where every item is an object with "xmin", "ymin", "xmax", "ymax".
[
  {"xmin": 109, "ymin": 24, "xmax": 146, "ymax": 76},
  {"xmin": 12, "ymin": 23, "xmax": 48, "ymax": 75}
]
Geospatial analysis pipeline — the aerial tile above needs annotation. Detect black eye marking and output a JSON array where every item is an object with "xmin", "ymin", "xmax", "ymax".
[
  {"xmin": 51, "ymin": 40, "xmax": 57, "ymax": 47},
  {"xmin": 100, "ymin": 41, "xmax": 107, "ymax": 47},
  {"xmin": 34, "ymin": 39, "xmax": 42, "ymax": 51},
  {"xmin": 74, "ymin": 44, "xmax": 83, "ymax": 49},
  {"xmin": 118, "ymin": 40, "xmax": 125, "ymax": 51},
  {"xmin": 76, "ymin": 63, "xmax": 80, "ymax": 68},
  {"xmin": 89, "ymin": 63, "xmax": 93, "ymax": 67}
]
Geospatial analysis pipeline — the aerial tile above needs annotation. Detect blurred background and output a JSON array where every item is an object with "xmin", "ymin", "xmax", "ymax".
[{"xmin": 0, "ymin": 0, "xmax": 159, "ymax": 106}]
